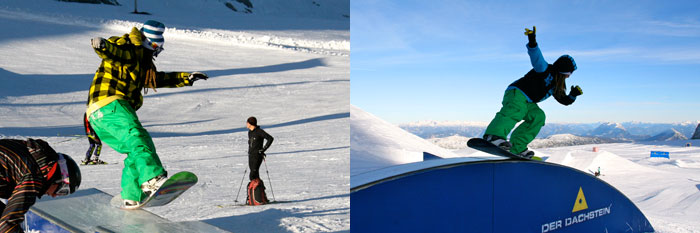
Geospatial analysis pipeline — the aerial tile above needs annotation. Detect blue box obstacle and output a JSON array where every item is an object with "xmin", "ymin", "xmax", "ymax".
[
  {"xmin": 351, "ymin": 159, "xmax": 655, "ymax": 233},
  {"xmin": 650, "ymin": 151, "xmax": 670, "ymax": 159}
]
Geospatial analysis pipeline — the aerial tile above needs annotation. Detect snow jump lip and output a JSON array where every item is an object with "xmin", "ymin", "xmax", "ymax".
[
  {"xmin": 351, "ymin": 158, "xmax": 655, "ymax": 233},
  {"xmin": 26, "ymin": 188, "xmax": 229, "ymax": 233}
]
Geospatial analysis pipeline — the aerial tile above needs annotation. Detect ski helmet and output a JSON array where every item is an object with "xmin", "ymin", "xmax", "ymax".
[
  {"xmin": 55, "ymin": 153, "xmax": 82, "ymax": 194},
  {"xmin": 553, "ymin": 55, "xmax": 577, "ymax": 74}
]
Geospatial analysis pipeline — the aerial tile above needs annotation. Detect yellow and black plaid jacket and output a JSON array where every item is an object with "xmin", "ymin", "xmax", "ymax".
[{"xmin": 87, "ymin": 27, "xmax": 192, "ymax": 115}]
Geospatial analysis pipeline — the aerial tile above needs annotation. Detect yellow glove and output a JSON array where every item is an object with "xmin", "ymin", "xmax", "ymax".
[
  {"xmin": 570, "ymin": 85, "xmax": 583, "ymax": 97},
  {"xmin": 525, "ymin": 26, "xmax": 537, "ymax": 47},
  {"xmin": 524, "ymin": 26, "xmax": 536, "ymax": 35}
]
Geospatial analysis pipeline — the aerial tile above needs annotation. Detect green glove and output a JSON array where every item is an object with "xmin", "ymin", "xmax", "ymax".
[
  {"xmin": 524, "ymin": 26, "xmax": 536, "ymax": 48},
  {"xmin": 570, "ymin": 85, "xmax": 583, "ymax": 97}
]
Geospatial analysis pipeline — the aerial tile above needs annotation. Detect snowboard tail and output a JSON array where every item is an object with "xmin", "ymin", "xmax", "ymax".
[{"xmin": 111, "ymin": 171, "xmax": 198, "ymax": 210}]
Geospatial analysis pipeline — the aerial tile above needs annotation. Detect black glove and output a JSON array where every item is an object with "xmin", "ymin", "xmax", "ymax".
[
  {"xmin": 524, "ymin": 26, "xmax": 536, "ymax": 48},
  {"xmin": 570, "ymin": 85, "xmax": 583, "ymax": 97},
  {"xmin": 188, "ymin": 72, "xmax": 208, "ymax": 83},
  {"xmin": 258, "ymin": 149, "xmax": 265, "ymax": 155},
  {"xmin": 91, "ymin": 37, "xmax": 105, "ymax": 50}
]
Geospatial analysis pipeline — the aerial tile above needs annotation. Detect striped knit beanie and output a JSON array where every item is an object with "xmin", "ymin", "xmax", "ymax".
[{"xmin": 141, "ymin": 20, "xmax": 165, "ymax": 50}]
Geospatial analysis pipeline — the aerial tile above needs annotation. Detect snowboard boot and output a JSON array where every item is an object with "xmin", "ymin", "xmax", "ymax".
[
  {"xmin": 141, "ymin": 173, "xmax": 168, "ymax": 196},
  {"xmin": 123, "ymin": 199, "xmax": 140, "ymax": 210},
  {"xmin": 483, "ymin": 134, "xmax": 512, "ymax": 151},
  {"xmin": 517, "ymin": 149, "xmax": 535, "ymax": 159}
]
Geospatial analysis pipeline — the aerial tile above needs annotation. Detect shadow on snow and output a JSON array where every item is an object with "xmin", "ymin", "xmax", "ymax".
[
  {"xmin": 0, "ymin": 113, "xmax": 349, "ymax": 138},
  {"xmin": 0, "ymin": 58, "xmax": 334, "ymax": 99},
  {"xmin": 203, "ymin": 193, "xmax": 349, "ymax": 233}
]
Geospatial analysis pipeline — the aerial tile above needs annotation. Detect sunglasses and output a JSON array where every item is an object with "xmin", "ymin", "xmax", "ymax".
[{"xmin": 150, "ymin": 42, "xmax": 164, "ymax": 57}]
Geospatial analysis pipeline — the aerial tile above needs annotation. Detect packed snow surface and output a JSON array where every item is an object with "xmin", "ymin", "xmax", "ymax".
[{"xmin": 0, "ymin": 0, "xmax": 349, "ymax": 232}]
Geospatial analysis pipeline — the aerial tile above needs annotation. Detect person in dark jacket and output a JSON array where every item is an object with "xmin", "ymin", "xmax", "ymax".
[
  {"xmin": 246, "ymin": 117, "xmax": 274, "ymax": 181},
  {"xmin": 0, "ymin": 138, "xmax": 81, "ymax": 233},
  {"xmin": 483, "ymin": 26, "xmax": 583, "ymax": 158}
]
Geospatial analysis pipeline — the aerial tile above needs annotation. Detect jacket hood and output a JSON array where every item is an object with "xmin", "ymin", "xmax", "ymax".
[{"xmin": 552, "ymin": 55, "xmax": 577, "ymax": 73}]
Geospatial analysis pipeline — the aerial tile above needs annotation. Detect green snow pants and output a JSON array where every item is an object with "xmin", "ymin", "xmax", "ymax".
[
  {"xmin": 88, "ymin": 99, "xmax": 165, "ymax": 202},
  {"xmin": 484, "ymin": 89, "xmax": 546, "ymax": 154}
]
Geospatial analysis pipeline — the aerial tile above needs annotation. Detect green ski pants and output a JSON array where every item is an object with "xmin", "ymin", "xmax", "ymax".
[
  {"xmin": 484, "ymin": 89, "xmax": 546, "ymax": 154},
  {"xmin": 88, "ymin": 99, "xmax": 165, "ymax": 202}
]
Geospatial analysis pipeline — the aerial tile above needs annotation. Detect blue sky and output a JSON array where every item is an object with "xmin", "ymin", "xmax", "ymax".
[{"xmin": 351, "ymin": 0, "xmax": 700, "ymax": 124}]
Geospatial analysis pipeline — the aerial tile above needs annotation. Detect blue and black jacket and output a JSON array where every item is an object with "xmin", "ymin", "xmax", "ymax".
[{"xmin": 507, "ymin": 44, "xmax": 577, "ymax": 105}]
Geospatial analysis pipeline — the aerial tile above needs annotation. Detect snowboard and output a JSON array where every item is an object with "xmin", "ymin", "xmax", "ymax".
[
  {"xmin": 110, "ymin": 171, "xmax": 198, "ymax": 210},
  {"xmin": 467, "ymin": 138, "xmax": 542, "ymax": 161}
]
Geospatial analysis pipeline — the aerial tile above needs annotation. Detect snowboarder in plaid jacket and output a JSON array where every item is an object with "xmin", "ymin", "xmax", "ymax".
[{"xmin": 85, "ymin": 20, "xmax": 208, "ymax": 208}]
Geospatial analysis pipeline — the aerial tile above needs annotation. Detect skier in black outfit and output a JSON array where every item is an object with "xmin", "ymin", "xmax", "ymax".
[{"xmin": 246, "ymin": 116, "xmax": 274, "ymax": 181}]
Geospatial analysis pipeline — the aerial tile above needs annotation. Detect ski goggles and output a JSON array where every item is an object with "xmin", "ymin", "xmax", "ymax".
[{"xmin": 48, "ymin": 153, "xmax": 72, "ymax": 196}]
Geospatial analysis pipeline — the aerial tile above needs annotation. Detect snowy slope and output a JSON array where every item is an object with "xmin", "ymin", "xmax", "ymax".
[
  {"xmin": 426, "ymin": 134, "xmax": 471, "ymax": 150},
  {"xmin": 350, "ymin": 105, "xmax": 459, "ymax": 175},
  {"xmin": 528, "ymin": 133, "xmax": 619, "ymax": 148},
  {"xmin": 536, "ymin": 142, "xmax": 700, "ymax": 233},
  {"xmin": 0, "ymin": 1, "xmax": 349, "ymax": 232}
]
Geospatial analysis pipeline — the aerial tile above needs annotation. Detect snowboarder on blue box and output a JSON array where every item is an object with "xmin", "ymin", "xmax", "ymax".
[
  {"xmin": 0, "ymin": 138, "xmax": 81, "ymax": 232},
  {"xmin": 82, "ymin": 113, "xmax": 105, "ymax": 165},
  {"xmin": 246, "ymin": 116, "xmax": 274, "ymax": 181},
  {"xmin": 86, "ymin": 20, "xmax": 209, "ymax": 209},
  {"xmin": 482, "ymin": 26, "xmax": 583, "ymax": 159}
]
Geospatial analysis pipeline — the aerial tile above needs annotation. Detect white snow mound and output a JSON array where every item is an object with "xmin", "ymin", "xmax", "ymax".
[{"xmin": 350, "ymin": 105, "xmax": 459, "ymax": 175}]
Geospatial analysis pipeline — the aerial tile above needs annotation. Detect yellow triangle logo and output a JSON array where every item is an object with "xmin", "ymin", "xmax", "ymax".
[{"xmin": 572, "ymin": 187, "xmax": 589, "ymax": 213}]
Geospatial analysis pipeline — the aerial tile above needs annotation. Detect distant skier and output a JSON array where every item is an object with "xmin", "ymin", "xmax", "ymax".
[
  {"xmin": 86, "ymin": 20, "xmax": 209, "ymax": 208},
  {"xmin": 482, "ymin": 26, "xmax": 582, "ymax": 158},
  {"xmin": 245, "ymin": 117, "xmax": 274, "ymax": 205},
  {"xmin": 0, "ymin": 138, "xmax": 81, "ymax": 232},
  {"xmin": 82, "ymin": 113, "xmax": 105, "ymax": 165},
  {"xmin": 246, "ymin": 116, "xmax": 274, "ymax": 181}
]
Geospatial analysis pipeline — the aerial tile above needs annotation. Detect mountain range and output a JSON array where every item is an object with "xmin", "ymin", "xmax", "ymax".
[{"xmin": 401, "ymin": 121, "xmax": 700, "ymax": 145}]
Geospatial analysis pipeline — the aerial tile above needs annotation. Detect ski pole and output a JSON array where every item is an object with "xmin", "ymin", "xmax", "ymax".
[
  {"xmin": 263, "ymin": 158, "xmax": 276, "ymax": 202},
  {"xmin": 55, "ymin": 135, "xmax": 88, "ymax": 144},
  {"xmin": 234, "ymin": 168, "xmax": 247, "ymax": 203}
]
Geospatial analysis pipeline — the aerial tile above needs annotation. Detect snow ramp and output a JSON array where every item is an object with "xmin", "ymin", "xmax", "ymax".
[
  {"xmin": 351, "ymin": 158, "xmax": 655, "ymax": 233},
  {"xmin": 25, "ymin": 188, "xmax": 229, "ymax": 233}
]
